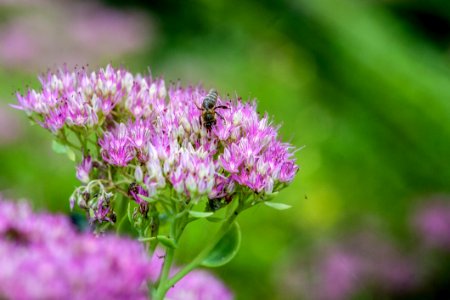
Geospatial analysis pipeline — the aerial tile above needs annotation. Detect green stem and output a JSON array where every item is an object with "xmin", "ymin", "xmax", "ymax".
[
  {"xmin": 148, "ymin": 206, "xmax": 160, "ymax": 253},
  {"xmin": 115, "ymin": 195, "xmax": 129, "ymax": 234},
  {"xmin": 116, "ymin": 213, "xmax": 128, "ymax": 234},
  {"xmin": 153, "ymin": 244, "xmax": 175, "ymax": 300},
  {"xmin": 159, "ymin": 209, "xmax": 239, "ymax": 296},
  {"xmin": 59, "ymin": 128, "xmax": 82, "ymax": 151},
  {"xmin": 138, "ymin": 237, "xmax": 157, "ymax": 242}
]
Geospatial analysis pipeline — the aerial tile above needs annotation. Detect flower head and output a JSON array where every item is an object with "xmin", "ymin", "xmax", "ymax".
[
  {"xmin": 76, "ymin": 154, "xmax": 92, "ymax": 183},
  {"xmin": 16, "ymin": 65, "xmax": 299, "ymax": 218},
  {"xmin": 0, "ymin": 196, "xmax": 152, "ymax": 299},
  {"xmin": 166, "ymin": 270, "xmax": 233, "ymax": 300},
  {"xmin": 412, "ymin": 196, "xmax": 450, "ymax": 251},
  {"xmin": 99, "ymin": 123, "xmax": 135, "ymax": 166}
]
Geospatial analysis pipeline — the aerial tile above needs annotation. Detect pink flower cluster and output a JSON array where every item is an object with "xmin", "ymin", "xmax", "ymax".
[
  {"xmin": 0, "ymin": 197, "xmax": 234, "ymax": 299},
  {"xmin": 14, "ymin": 65, "xmax": 127, "ymax": 132},
  {"xmin": 15, "ymin": 65, "xmax": 298, "ymax": 202},
  {"xmin": 0, "ymin": 0, "xmax": 152, "ymax": 72},
  {"xmin": 0, "ymin": 197, "xmax": 152, "ymax": 299},
  {"xmin": 281, "ymin": 230, "xmax": 419, "ymax": 300},
  {"xmin": 412, "ymin": 196, "xmax": 450, "ymax": 251}
]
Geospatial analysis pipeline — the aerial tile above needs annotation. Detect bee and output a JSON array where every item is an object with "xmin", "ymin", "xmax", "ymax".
[{"xmin": 196, "ymin": 89, "xmax": 228, "ymax": 131}]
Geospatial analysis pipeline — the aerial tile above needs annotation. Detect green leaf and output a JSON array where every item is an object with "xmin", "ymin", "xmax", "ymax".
[
  {"xmin": 189, "ymin": 211, "xmax": 214, "ymax": 218},
  {"xmin": 206, "ymin": 216, "xmax": 225, "ymax": 223},
  {"xmin": 157, "ymin": 235, "xmax": 177, "ymax": 249},
  {"xmin": 52, "ymin": 140, "xmax": 76, "ymax": 161},
  {"xmin": 66, "ymin": 147, "xmax": 76, "ymax": 161},
  {"xmin": 264, "ymin": 191, "xmax": 279, "ymax": 202},
  {"xmin": 52, "ymin": 140, "xmax": 67, "ymax": 154},
  {"xmin": 127, "ymin": 202, "xmax": 133, "ymax": 223},
  {"xmin": 201, "ymin": 222, "xmax": 241, "ymax": 267},
  {"xmin": 264, "ymin": 202, "xmax": 292, "ymax": 210},
  {"xmin": 139, "ymin": 195, "xmax": 158, "ymax": 203}
]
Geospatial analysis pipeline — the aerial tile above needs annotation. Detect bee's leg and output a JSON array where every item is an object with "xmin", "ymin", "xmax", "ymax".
[
  {"xmin": 216, "ymin": 112, "xmax": 225, "ymax": 121},
  {"xmin": 215, "ymin": 105, "xmax": 229, "ymax": 110},
  {"xmin": 195, "ymin": 103, "xmax": 202, "ymax": 110},
  {"xmin": 199, "ymin": 115, "xmax": 202, "ymax": 126}
]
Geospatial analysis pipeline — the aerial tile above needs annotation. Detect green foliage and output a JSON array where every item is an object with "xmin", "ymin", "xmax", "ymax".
[
  {"xmin": 156, "ymin": 235, "xmax": 177, "ymax": 249},
  {"xmin": 189, "ymin": 211, "xmax": 214, "ymax": 218},
  {"xmin": 201, "ymin": 222, "xmax": 241, "ymax": 268},
  {"xmin": 52, "ymin": 140, "xmax": 76, "ymax": 161},
  {"xmin": 264, "ymin": 202, "xmax": 292, "ymax": 210}
]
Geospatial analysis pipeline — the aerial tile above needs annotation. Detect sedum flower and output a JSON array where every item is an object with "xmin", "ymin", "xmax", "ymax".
[
  {"xmin": 99, "ymin": 123, "xmax": 135, "ymax": 166},
  {"xmin": 0, "ymin": 197, "xmax": 152, "ymax": 300},
  {"xmin": 76, "ymin": 154, "xmax": 92, "ymax": 183},
  {"xmin": 15, "ymin": 65, "xmax": 299, "ymax": 220}
]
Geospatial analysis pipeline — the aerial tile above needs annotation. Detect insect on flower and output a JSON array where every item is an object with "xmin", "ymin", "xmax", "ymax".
[{"xmin": 196, "ymin": 89, "xmax": 228, "ymax": 131}]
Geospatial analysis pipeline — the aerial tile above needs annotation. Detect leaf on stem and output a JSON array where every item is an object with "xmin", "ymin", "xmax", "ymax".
[
  {"xmin": 206, "ymin": 216, "xmax": 225, "ymax": 223},
  {"xmin": 66, "ymin": 147, "xmax": 76, "ymax": 161},
  {"xmin": 52, "ymin": 140, "xmax": 76, "ymax": 161},
  {"xmin": 189, "ymin": 211, "xmax": 214, "ymax": 218},
  {"xmin": 139, "ymin": 195, "xmax": 159, "ymax": 203},
  {"xmin": 201, "ymin": 222, "xmax": 241, "ymax": 267},
  {"xmin": 52, "ymin": 140, "xmax": 67, "ymax": 154},
  {"xmin": 157, "ymin": 235, "xmax": 177, "ymax": 249},
  {"xmin": 264, "ymin": 202, "xmax": 292, "ymax": 210}
]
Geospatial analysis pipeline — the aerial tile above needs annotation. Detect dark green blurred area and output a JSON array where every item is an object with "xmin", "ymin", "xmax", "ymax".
[{"xmin": 1, "ymin": 0, "xmax": 450, "ymax": 299}]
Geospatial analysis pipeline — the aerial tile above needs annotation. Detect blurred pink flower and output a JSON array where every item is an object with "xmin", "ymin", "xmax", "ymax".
[
  {"xmin": 317, "ymin": 250, "xmax": 362, "ymax": 300},
  {"xmin": 0, "ymin": 197, "xmax": 152, "ymax": 299},
  {"xmin": 166, "ymin": 269, "xmax": 233, "ymax": 300},
  {"xmin": 412, "ymin": 196, "xmax": 450, "ymax": 251},
  {"xmin": 0, "ymin": 0, "xmax": 153, "ymax": 71},
  {"xmin": 280, "ymin": 230, "xmax": 420, "ymax": 300}
]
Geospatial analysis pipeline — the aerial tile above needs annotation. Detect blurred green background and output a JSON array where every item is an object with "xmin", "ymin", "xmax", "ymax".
[{"xmin": 1, "ymin": 0, "xmax": 449, "ymax": 299}]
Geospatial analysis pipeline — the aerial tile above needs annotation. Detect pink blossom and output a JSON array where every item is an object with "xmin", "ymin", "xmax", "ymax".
[
  {"xmin": 76, "ymin": 155, "xmax": 92, "ymax": 183},
  {"xmin": 15, "ymin": 65, "xmax": 299, "ymax": 212},
  {"xmin": 0, "ymin": 197, "xmax": 152, "ymax": 299},
  {"xmin": 412, "ymin": 196, "xmax": 450, "ymax": 251},
  {"xmin": 0, "ymin": 0, "xmax": 152, "ymax": 71},
  {"xmin": 99, "ymin": 123, "xmax": 135, "ymax": 166}
]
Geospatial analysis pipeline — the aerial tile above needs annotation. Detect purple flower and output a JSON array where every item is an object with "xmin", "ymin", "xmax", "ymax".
[
  {"xmin": 70, "ymin": 182, "xmax": 116, "ymax": 224},
  {"xmin": 0, "ymin": 197, "xmax": 152, "ymax": 299},
  {"xmin": 318, "ymin": 251, "xmax": 362, "ymax": 300},
  {"xmin": 0, "ymin": 1, "xmax": 152, "ymax": 71},
  {"xmin": 125, "ymin": 78, "xmax": 166, "ymax": 118},
  {"xmin": 128, "ymin": 182, "xmax": 150, "ymax": 216},
  {"xmin": 412, "ymin": 196, "xmax": 450, "ymax": 251},
  {"xmin": 99, "ymin": 123, "xmax": 135, "ymax": 166},
  {"xmin": 280, "ymin": 230, "xmax": 419, "ymax": 300},
  {"xmin": 16, "ymin": 65, "xmax": 299, "ymax": 212},
  {"xmin": 76, "ymin": 155, "xmax": 92, "ymax": 183},
  {"xmin": 92, "ymin": 194, "xmax": 116, "ymax": 223},
  {"xmin": 127, "ymin": 119, "xmax": 154, "ymax": 163},
  {"xmin": 13, "ymin": 65, "xmax": 128, "ymax": 132},
  {"xmin": 44, "ymin": 108, "xmax": 66, "ymax": 133},
  {"xmin": 166, "ymin": 270, "xmax": 233, "ymax": 300}
]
